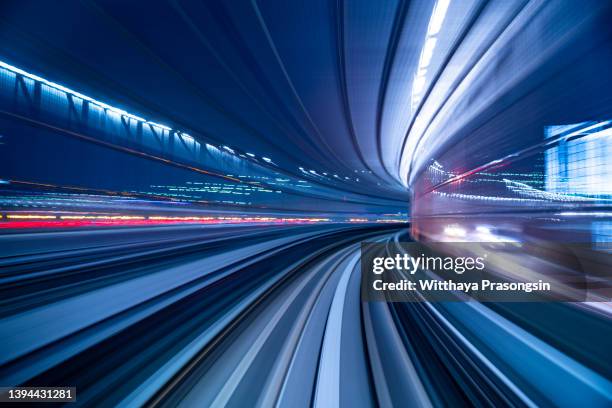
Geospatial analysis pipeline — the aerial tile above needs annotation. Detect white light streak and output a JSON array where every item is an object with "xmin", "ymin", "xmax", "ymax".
[
  {"xmin": 428, "ymin": 0, "xmax": 451, "ymax": 36},
  {"xmin": 420, "ymin": 37, "xmax": 438, "ymax": 68},
  {"xmin": 411, "ymin": 0, "xmax": 451, "ymax": 106}
]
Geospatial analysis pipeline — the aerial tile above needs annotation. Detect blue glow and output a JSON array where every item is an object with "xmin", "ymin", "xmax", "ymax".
[{"xmin": 545, "ymin": 121, "xmax": 612, "ymax": 197}]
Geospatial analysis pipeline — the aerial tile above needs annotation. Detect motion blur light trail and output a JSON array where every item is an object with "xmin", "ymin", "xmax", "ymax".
[
  {"xmin": 1, "ymin": 0, "xmax": 612, "ymax": 407},
  {"xmin": 0, "ymin": 214, "xmax": 336, "ymax": 229},
  {"xmin": 1, "ymin": 226, "xmax": 611, "ymax": 407}
]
